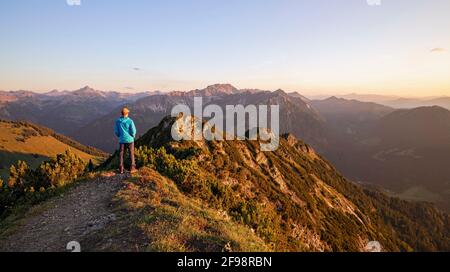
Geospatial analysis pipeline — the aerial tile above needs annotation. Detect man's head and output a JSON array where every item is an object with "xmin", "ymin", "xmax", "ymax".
[{"xmin": 121, "ymin": 107, "xmax": 130, "ymax": 117}]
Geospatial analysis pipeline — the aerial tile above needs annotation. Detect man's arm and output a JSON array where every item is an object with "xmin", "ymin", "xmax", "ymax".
[
  {"xmin": 114, "ymin": 120, "xmax": 120, "ymax": 137},
  {"xmin": 130, "ymin": 120, "xmax": 137, "ymax": 138}
]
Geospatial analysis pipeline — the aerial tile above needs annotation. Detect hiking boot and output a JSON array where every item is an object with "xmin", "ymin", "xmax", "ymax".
[
  {"xmin": 130, "ymin": 165, "xmax": 137, "ymax": 173},
  {"xmin": 119, "ymin": 166, "xmax": 124, "ymax": 174}
]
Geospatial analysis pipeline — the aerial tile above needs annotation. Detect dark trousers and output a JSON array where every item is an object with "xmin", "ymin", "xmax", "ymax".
[{"xmin": 119, "ymin": 142, "xmax": 135, "ymax": 169}]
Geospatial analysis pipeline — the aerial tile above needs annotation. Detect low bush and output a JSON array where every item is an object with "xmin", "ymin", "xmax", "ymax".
[{"xmin": 0, "ymin": 150, "xmax": 87, "ymax": 218}]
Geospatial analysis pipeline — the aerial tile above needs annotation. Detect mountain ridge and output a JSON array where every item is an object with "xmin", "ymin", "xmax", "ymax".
[{"xmin": 101, "ymin": 115, "xmax": 449, "ymax": 251}]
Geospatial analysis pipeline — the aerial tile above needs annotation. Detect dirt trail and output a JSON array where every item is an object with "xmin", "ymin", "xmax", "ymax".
[{"xmin": 0, "ymin": 172, "xmax": 126, "ymax": 252}]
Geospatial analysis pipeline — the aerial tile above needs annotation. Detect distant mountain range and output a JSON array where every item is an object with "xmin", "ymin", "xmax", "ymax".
[
  {"xmin": 72, "ymin": 84, "xmax": 327, "ymax": 153},
  {"xmin": 382, "ymin": 97, "xmax": 450, "ymax": 110},
  {"xmin": 0, "ymin": 86, "xmax": 153, "ymax": 136},
  {"xmin": 310, "ymin": 96, "xmax": 395, "ymax": 144},
  {"xmin": 313, "ymin": 93, "xmax": 450, "ymax": 110}
]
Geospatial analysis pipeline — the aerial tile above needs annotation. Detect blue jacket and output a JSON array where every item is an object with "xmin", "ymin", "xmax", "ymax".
[{"xmin": 115, "ymin": 117, "xmax": 137, "ymax": 144}]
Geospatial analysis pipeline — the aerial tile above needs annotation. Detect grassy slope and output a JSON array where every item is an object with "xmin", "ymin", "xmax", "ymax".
[
  {"xmin": 81, "ymin": 168, "xmax": 270, "ymax": 252},
  {"xmin": 0, "ymin": 121, "xmax": 103, "ymax": 179}
]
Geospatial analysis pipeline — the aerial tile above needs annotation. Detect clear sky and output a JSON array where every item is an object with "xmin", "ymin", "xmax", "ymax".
[{"xmin": 0, "ymin": 0, "xmax": 449, "ymax": 96}]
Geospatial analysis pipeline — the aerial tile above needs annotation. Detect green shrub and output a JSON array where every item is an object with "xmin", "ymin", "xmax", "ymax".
[
  {"xmin": 0, "ymin": 150, "xmax": 87, "ymax": 218},
  {"xmin": 132, "ymin": 146, "xmax": 283, "ymax": 245},
  {"xmin": 35, "ymin": 150, "xmax": 86, "ymax": 188}
]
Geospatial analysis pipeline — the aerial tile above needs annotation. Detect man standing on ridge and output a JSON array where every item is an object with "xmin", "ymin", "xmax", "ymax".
[{"xmin": 114, "ymin": 107, "xmax": 137, "ymax": 174}]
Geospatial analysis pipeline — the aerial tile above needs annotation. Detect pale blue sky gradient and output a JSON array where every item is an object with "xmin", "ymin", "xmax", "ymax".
[{"xmin": 0, "ymin": 0, "xmax": 449, "ymax": 96}]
